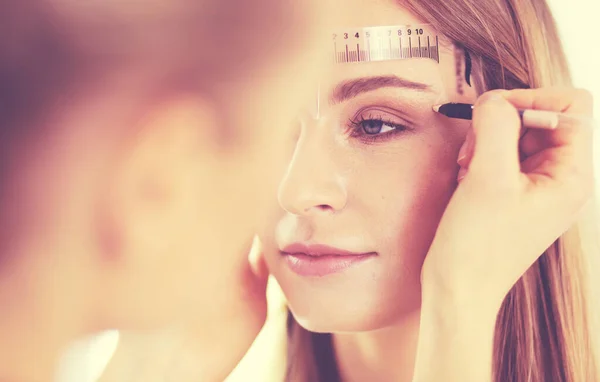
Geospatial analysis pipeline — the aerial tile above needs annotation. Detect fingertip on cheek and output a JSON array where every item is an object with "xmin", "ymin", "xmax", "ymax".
[
  {"xmin": 457, "ymin": 167, "xmax": 467, "ymax": 182},
  {"xmin": 457, "ymin": 142, "xmax": 468, "ymax": 164}
]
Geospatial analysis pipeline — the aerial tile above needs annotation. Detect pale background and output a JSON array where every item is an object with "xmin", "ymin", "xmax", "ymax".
[{"xmin": 56, "ymin": 1, "xmax": 600, "ymax": 381}]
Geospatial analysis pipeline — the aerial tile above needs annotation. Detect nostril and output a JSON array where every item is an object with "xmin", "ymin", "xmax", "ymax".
[{"xmin": 301, "ymin": 204, "xmax": 335, "ymax": 214}]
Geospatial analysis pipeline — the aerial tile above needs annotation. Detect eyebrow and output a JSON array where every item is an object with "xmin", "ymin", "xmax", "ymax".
[{"xmin": 330, "ymin": 75, "xmax": 432, "ymax": 105}]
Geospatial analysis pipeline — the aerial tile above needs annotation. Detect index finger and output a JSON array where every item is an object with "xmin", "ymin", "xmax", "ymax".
[
  {"xmin": 503, "ymin": 88, "xmax": 594, "ymax": 149},
  {"xmin": 502, "ymin": 87, "xmax": 594, "ymax": 116}
]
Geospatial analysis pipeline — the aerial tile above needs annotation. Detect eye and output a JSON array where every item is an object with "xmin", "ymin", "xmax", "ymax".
[
  {"xmin": 346, "ymin": 108, "xmax": 414, "ymax": 143},
  {"xmin": 349, "ymin": 116, "xmax": 409, "ymax": 138},
  {"xmin": 359, "ymin": 119, "xmax": 398, "ymax": 135}
]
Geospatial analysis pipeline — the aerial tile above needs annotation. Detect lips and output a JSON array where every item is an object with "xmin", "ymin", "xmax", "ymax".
[
  {"xmin": 280, "ymin": 243, "xmax": 376, "ymax": 277},
  {"xmin": 281, "ymin": 243, "xmax": 366, "ymax": 257}
]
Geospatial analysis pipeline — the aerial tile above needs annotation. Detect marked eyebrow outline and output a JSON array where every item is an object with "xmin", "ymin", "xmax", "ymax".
[{"xmin": 330, "ymin": 75, "xmax": 432, "ymax": 105}]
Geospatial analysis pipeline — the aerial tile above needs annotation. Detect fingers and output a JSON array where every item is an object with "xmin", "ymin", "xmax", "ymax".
[
  {"xmin": 504, "ymin": 87, "xmax": 594, "ymax": 116},
  {"xmin": 466, "ymin": 92, "xmax": 522, "ymax": 185},
  {"xmin": 518, "ymin": 127, "xmax": 582, "ymax": 158},
  {"xmin": 458, "ymin": 89, "xmax": 594, "ymax": 185},
  {"xmin": 522, "ymin": 145, "xmax": 594, "ymax": 225},
  {"xmin": 456, "ymin": 126, "xmax": 520, "ymax": 175},
  {"xmin": 457, "ymin": 128, "xmax": 474, "ymax": 167},
  {"xmin": 509, "ymin": 88, "xmax": 595, "ymax": 215},
  {"xmin": 510, "ymin": 88, "xmax": 594, "ymax": 177},
  {"xmin": 248, "ymin": 235, "xmax": 269, "ymax": 280},
  {"xmin": 463, "ymin": 125, "xmax": 574, "ymax": 179},
  {"xmin": 456, "ymin": 128, "xmax": 473, "ymax": 182},
  {"xmin": 457, "ymin": 115, "xmax": 526, "ymax": 183}
]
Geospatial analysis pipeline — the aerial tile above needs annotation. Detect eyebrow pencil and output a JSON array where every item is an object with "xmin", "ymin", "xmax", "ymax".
[{"xmin": 433, "ymin": 102, "xmax": 592, "ymax": 130}]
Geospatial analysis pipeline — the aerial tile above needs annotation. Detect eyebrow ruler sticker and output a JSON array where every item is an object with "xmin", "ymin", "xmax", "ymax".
[{"xmin": 331, "ymin": 24, "xmax": 440, "ymax": 64}]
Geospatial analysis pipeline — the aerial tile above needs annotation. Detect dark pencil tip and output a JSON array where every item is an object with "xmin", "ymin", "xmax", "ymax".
[{"xmin": 434, "ymin": 103, "xmax": 473, "ymax": 120}]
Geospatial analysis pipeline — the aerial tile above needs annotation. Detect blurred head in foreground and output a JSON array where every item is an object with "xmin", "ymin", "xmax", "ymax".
[{"xmin": 0, "ymin": 0, "xmax": 329, "ymax": 380}]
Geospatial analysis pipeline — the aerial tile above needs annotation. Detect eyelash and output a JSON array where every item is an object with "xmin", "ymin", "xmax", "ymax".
[{"xmin": 347, "ymin": 114, "xmax": 411, "ymax": 143}]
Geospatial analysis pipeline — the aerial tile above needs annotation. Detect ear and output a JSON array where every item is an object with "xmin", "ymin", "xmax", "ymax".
[{"xmin": 93, "ymin": 95, "xmax": 221, "ymax": 323}]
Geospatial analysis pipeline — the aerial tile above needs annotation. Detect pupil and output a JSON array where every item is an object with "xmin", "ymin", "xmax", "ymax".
[{"xmin": 362, "ymin": 120, "xmax": 383, "ymax": 134}]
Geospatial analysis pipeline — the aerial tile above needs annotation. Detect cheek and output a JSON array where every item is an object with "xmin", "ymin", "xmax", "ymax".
[{"xmin": 354, "ymin": 140, "xmax": 459, "ymax": 261}]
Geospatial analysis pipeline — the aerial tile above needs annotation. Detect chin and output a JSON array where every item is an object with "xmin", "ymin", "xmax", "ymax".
[
  {"xmin": 284, "ymin": 284, "xmax": 423, "ymax": 334},
  {"xmin": 272, "ymin": 252, "xmax": 424, "ymax": 333},
  {"xmin": 288, "ymin": 302, "xmax": 399, "ymax": 334}
]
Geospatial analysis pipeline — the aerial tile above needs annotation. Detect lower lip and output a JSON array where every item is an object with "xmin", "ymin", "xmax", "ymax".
[{"xmin": 283, "ymin": 253, "xmax": 375, "ymax": 277}]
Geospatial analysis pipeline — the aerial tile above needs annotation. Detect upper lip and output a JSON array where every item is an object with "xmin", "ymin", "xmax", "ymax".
[{"xmin": 280, "ymin": 243, "xmax": 371, "ymax": 257}]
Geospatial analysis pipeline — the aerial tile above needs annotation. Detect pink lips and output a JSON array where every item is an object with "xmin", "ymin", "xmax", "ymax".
[{"xmin": 280, "ymin": 243, "xmax": 375, "ymax": 277}]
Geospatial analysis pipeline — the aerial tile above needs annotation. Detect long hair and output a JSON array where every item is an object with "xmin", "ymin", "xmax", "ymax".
[{"xmin": 285, "ymin": 0, "xmax": 599, "ymax": 381}]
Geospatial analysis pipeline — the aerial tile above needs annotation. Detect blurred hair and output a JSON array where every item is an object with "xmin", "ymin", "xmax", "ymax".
[{"xmin": 0, "ymin": 0, "xmax": 308, "ymax": 254}]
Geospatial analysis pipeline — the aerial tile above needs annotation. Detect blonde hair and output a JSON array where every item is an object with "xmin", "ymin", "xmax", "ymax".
[{"xmin": 286, "ymin": 0, "xmax": 600, "ymax": 381}]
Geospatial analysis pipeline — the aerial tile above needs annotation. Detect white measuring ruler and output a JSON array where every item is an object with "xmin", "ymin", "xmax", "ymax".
[{"xmin": 332, "ymin": 24, "xmax": 440, "ymax": 64}]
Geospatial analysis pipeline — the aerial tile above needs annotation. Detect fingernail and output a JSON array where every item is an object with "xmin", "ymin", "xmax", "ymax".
[
  {"xmin": 457, "ymin": 143, "xmax": 468, "ymax": 166},
  {"xmin": 485, "ymin": 94, "xmax": 506, "ymax": 103},
  {"xmin": 475, "ymin": 92, "xmax": 507, "ymax": 108},
  {"xmin": 457, "ymin": 167, "xmax": 467, "ymax": 182},
  {"xmin": 457, "ymin": 131, "xmax": 472, "ymax": 166}
]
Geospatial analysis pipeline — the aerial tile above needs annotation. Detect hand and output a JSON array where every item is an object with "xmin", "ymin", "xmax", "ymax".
[
  {"xmin": 188, "ymin": 236, "xmax": 270, "ymax": 381},
  {"xmin": 412, "ymin": 88, "xmax": 594, "ymax": 382},
  {"xmin": 422, "ymin": 88, "xmax": 595, "ymax": 309},
  {"xmin": 100, "ymin": 238, "xmax": 269, "ymax": 382}
]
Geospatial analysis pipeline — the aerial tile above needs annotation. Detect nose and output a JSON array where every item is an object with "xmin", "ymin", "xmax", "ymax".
[{"xmin": 278, "ymin": 131, "xmax": 347, "ymax": 215}]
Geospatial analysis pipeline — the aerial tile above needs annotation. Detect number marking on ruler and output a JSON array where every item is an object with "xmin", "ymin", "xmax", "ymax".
[{"xmin": 331, "ymin": 25, "xmax": 440, "ymax": 64}]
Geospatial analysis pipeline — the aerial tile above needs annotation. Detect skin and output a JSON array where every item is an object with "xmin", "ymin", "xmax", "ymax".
[
  {"xmin": 414, "ymin": 88, "xmax": 594, "ymax": 382},
  {"xmin": 261, "ymin": 1, "xmax": 594, "ymax": 381},
  {"xmin": 0, "ymin": 2, "xmax": 332, "ymax": 381},
  {"xmin": 86, "ymin": 1, "xmax": 592, "ymax": 381},
  {"xmin": 260, "ymin": 0, "xmax": 477, "ymax": 380}
]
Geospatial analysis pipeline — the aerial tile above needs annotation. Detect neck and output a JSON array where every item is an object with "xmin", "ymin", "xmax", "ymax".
[
  {"xmin": 100, "ymin": 325, "xmax": 220, "ymax": 382},
  {"xmin": 0, "ymin": 298, "xmax": 67, "ymax": 382},
  {"xmin": 0, "ymin": 252, "xmax": 92, "ymax": 382},
  {"xmin": 333, "ymin": 309, "xmax": 421, "ymax": 382},
  {"xmin": 99, "ymin": 329, "xmax": 179, "ymax": 382}
]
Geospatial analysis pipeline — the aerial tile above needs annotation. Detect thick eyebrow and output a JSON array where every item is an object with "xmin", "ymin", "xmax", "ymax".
[{"xmin": 330, "ymin": 75, "xmax": 432, "ymax": 105}]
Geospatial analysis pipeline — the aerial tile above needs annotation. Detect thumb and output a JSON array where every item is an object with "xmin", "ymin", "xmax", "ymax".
[
  {"xmin": 468, "ymin": 92, "xmax": 522, "ymax": 184},
  {"xmin": 248, "ymin": 235, "xmax": 269, "ymax": 281}
]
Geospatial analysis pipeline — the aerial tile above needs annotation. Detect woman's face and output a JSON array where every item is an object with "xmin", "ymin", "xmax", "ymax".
[{"xmin": 261, "ymin": 0, "xmax": 478, "ymax": 332}]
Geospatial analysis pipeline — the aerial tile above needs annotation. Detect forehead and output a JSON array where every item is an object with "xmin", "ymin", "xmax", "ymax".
[
  {"xmin": 329, "ymin": 0, "xmax": 424, "ymax": 28},
  {"xmin": 324, "ymin": 59, "xmax": 449, "ymax": 96},
  {"xmin": 320, "ymin": 0, "xmax": 458, "ymax": 97}
]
